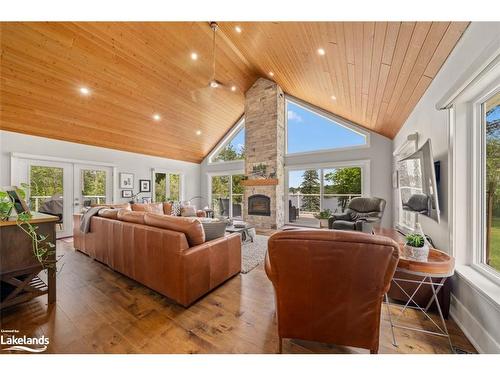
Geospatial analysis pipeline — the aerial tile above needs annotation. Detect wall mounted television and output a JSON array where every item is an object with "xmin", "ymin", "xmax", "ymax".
[{"xmin": 397, "ymin": 139, "xmax": 440, "ymax": 223}]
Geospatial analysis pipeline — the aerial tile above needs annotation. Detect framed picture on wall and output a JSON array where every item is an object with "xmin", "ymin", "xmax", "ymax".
[
  {"xmin": 139, "ymin": 179, "xmax": 151, "ymax": 192},
  {"xmin": 142, "ymin": 197, "xmax": 152, "ymax": 204},
  {"xmin": 120, "ymin": 173, "xmax": 134, "ymax": 189},
  {"xmin": 121, "ymin": 190, "xmax": 133, "ymax": 198}
]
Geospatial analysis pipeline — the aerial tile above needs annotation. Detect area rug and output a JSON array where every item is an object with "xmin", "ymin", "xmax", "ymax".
[{"xmin": 241, "ymin": 234, "xmax": 269, "ymax": 274}]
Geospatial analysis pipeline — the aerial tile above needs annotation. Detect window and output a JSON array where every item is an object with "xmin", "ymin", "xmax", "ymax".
[
  {"xmin": 153, "ymin": 171, "xmax": 182, "ymax": 202},
  {"xmin": 286, "ymin": 99, "xmax": 367, "ymax": 154},
  {"xmin": 81, "ymin": 169, "xmax": 107, "ymax": 205},
  {"xmin": 287, "ymin": 165, "xmax": 363, "ymax": 227},
  {"xmin": 210, "ymin": 119, "xmax": 245, "ymax": 163},
  {"xmin": 482, "ymin": 90, "xmax": 500, "ymax": 273},
  {"xmin": 210, "ymin": 173, "xmax": 245, "ymax": 218}
]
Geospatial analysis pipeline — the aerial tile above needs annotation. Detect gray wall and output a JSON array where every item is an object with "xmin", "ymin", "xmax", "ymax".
[{"xmin": 392, "ymin": 22, "xmax": 500, "ymax": 353}]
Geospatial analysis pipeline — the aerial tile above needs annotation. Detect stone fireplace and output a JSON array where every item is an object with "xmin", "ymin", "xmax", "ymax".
[{"xmin": 243, "ymin": 78, "xmax": 285, "ymax": 229}]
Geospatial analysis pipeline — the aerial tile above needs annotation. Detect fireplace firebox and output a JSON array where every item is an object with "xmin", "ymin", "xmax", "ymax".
[{"xmin": 248, "ymin": 194, "xmax": 271, "ymax": 216}]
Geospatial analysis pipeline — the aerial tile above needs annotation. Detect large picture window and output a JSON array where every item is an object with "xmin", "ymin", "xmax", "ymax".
[
  {"xmin": 286, "ymin": 99, "xmax": 367, "ymax": 155},
  {"xmin": 482, "ymin": 90, "xmax": 500, "ymax": 273},
  {"xmin": 210, "ymin": 173, "xmax": 244, "ymax": 219}
]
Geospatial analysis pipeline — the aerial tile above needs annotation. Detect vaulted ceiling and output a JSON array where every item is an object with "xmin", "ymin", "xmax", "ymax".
[{"xmin": 0, "ymin": 22, "xmax": 468, "ymax": 163}]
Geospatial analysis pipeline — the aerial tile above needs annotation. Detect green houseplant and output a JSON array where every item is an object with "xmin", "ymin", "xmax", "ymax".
[
  {"xmin": 0, "ymin": 184, "xmax": 56, "ymax": 269},
  {"xmin": 314, "ymin": 209, "xmax": 332, "ymax": 228},
  {"xmin": 404, "ymin": 232, "xmax": 429, "ymax": 261}
]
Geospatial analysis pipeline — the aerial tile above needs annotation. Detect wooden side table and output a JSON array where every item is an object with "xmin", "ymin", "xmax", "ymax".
[
  {"xmin": 0, "ymin": 212, "xmax": 58, "ymax": 310},
  {"xmin": 373, "ymin": 226, "xmax": 456, "ymax": 352}
]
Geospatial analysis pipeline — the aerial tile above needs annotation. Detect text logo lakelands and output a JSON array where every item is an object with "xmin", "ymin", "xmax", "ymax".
[{"xmin": 1, "ymin": 329, "xmax": 49, "ymax": 353}]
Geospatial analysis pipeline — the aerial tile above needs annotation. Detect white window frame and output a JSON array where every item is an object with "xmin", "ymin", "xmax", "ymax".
[
  {"xmin": 285, "ymin": 95, "xmax": 370, "ymax": 156},
  {"xmin": 207, "ymin": 117, "xmax": 245, "ymax": 164},
  {"xmin": 207, "ymin": 170, "xmax": 245, "ymax": 218},
  {"xmin": 472, "ymin": 84, "xmax": 500, "ymax": 282},
  {"xmin": 284, "ymin": 159, "xmax": 371, "ymax": 225},
  {"xmin": 151, "ymin": 168, "xmax": 184, "ymax": 202}
]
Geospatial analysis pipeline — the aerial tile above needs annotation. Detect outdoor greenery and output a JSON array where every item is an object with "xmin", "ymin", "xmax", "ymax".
[
  {"xmin": 314, "ymin": 209, "xmax": 332, "ymax": 220},
  {"xmin": 154, "ymin": 173, "xmax": 180, "ymax": 202},
  {"xmin": 299, "ymin": 170, "xmax": 320, "ymax": 211},
  {"xmin": 324, "ymin": 167, "xmax": 361, "ymax": 211},
  {"xmin": 82, "ymin": 170, "xmax": 106, "ymax": 197},
  {"xmin": 29, "ymin": 166, "xmax": 64, "ymax": 209},
  {"xmin": 485, "ymin": 98, "xmax": 500, "ymax": 272},
  {"xmin": 213, "ymin": 143, "xmax": 246, "ymax": 162}
]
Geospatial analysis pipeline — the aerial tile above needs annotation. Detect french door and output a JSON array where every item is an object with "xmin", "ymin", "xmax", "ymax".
[{"xmin": 12, "ymin": 156, "xmax": 113, "ymax": 239}]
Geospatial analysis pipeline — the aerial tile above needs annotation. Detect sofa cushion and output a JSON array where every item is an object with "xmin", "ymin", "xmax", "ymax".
[
  {"xmin": 201, "ymin": 221, "xmax": 227, "ymax": 241},
  {"xmin": 117, "ymin": 210, "xmax": 146, "ymax": 224},
  {"xmin": 97, "ymin": 208, "xmax": 121, "ymax": 220},
  {"xmin": 163, "ymin": 202, "xmax": 173, "ymax": 215},
  {"xmin": 144, "ymin": 213, "xmax": 205, "ymax": 246},
  {"xmin": 131, "ymin": 203, "xmax": 163, "ymax": 214},
  {"xmin": 181, "ymin": 205, "xmax": 197, "ymax": 217}
]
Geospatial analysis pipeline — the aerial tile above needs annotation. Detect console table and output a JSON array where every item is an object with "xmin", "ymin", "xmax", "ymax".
[{"xmin": 0, "ymin": 212, "xmax": 58, "ymax": 310}]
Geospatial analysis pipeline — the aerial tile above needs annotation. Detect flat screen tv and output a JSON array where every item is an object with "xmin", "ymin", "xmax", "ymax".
[{"xmin": 397, "ymin": 139, "xmax": 440, "ymax": 223}]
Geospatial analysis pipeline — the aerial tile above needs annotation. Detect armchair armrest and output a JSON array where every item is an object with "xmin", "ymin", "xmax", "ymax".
[{"xmin": 328, "ymin": 212, "xmax": 351, "ymax": 229}]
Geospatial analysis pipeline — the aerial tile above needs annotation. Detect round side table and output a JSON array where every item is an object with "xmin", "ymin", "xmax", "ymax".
[{"xmin": 385, "ymin": 247, "xmax": 456, "ymax": 352}]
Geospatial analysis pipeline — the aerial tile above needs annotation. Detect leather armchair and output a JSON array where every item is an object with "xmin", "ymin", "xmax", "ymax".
[
  {"xmin": 266, "ymin": 229, "xmax": 399, "ymax": 353},
  {"xmin": 328, "ymin": 197, "xmax": 386, "ymax": 231}
]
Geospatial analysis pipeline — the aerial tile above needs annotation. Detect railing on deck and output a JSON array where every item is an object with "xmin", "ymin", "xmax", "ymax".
[{"xmin": 30, "ymin": 195, "xmax": 106, "ymax": 211}]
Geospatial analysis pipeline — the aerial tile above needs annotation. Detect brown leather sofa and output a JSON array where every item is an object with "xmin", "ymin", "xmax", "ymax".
[
  {"xmin": 73, "ymin": 209, "xmax": 241, "ymax": 307},
  {"xmin": 265, "ymin": 229, "xmax": 399, "ymax": 353}
]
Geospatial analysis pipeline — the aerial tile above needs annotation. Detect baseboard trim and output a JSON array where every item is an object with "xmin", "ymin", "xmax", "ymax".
[{"xmin": 450, "ymin": 294, "xmax": 500, "ymax": 354}]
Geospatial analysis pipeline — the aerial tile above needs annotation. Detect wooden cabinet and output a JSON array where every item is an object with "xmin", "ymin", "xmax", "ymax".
[{"xmin": 0, "ymin": 213, "xmax": 58, "ymax": 310}]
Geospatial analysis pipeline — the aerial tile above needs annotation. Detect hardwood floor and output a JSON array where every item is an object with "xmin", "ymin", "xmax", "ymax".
[{"xmin": 0, "ymin": 238, "xmax": 476, "ymax": 354}]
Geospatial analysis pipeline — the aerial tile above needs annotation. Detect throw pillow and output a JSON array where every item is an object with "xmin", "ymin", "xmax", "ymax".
[
  {"xmin": 171, "ymin": 201, "xmax": 181, "ymax": 216},
  {"xmin": 201, "ymin": 221, "xmax": 227, "ymax": 241},
  {"xmin": 181, "ymin": 205, "xmax": 197, "ymax": 217}
]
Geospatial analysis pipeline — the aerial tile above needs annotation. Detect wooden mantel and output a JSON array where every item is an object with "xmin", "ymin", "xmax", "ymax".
[{"xmin": 241, "ymin": 179, "xmax": 279, "ymax": 187}]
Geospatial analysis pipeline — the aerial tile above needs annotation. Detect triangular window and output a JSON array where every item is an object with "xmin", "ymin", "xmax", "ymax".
[
  {"xmin": 210, "ymin": 119, "xmax": 245, "ymax": 162},
  {"xmin": 286, "ymin": 99, "xmax": 367, "ymax": 154}
]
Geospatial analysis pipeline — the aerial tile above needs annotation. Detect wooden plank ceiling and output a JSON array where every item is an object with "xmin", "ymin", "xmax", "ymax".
[{"xmin": 0, "ymin": 22, "xmax": 468, "ymax": 163}]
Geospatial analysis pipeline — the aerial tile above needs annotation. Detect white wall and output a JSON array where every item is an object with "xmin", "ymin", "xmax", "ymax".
[
  {"xmin": 393, "ymin": 22, "xmax": 500, "ymax": 353},
  {"xmin": 0, "ymin": 130, "xmax": 201, "ymax": 204},
  {"xmin": 201, "ymin": 119, "xmax": 394, "ymax": 227}
]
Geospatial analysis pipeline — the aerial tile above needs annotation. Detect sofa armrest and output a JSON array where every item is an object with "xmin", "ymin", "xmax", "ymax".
[{"xmin": 177, "ymin": 233, "xmax": 241, "ymax": 306}]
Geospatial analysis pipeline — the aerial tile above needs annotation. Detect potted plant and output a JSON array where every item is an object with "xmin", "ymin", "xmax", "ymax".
[
  {"xmin": 404, "ymin": 232, "xmax": 429, "ymax": 261},
  {"xmin": 0, "ymin": 190, "xmax": 14, "ymax": 220},
  {"xmin": 314, "ymin": 209, "xmax": 332, "ymax": 228}
]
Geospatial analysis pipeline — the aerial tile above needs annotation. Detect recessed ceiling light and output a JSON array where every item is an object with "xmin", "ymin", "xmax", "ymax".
[
  {"xmin": 231, "ymin": 85, "xmax": 237, "ymax": 92},
  {"xmin": 152, "ymin": 113, "xmax": 161, "ymax": 121},
  {"xmin": 209, "ymin": 80, "xmax": 219, "ymax": 88},
  {"xmin": 79, "ymin": 87, "xmax": 90, "ymax": 96},
  {"xmin": 269, "ymin": 71, "xmax": 274, "ymax": 77},
  {"xmin": 196, "ymin": 130, "xmax": 202, "ymax": 135},
  {"xmin": 235, "ymin": 26, "xmax": 242, "ymax": 33},
  {"xmin": 331, "ymin": 95, "xmax": 337, "ymax": 101},
  {"xmin": 191, "ymin": 52, "xmax": 198, "ymax": 60},
  {"xmin": 317, "ymin": 48, "xmax": 326, "ymax": 56}
]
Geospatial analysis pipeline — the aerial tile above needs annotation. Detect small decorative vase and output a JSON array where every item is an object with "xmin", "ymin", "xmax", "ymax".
[{"xmin": 404, "ymin": 243, "xmax": 430, "ymax": 261}]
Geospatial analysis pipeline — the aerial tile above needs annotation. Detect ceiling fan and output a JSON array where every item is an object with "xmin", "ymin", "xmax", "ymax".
[{"xmin": 208, "ymin": 21, "xmax": 224, "ymax": 89}]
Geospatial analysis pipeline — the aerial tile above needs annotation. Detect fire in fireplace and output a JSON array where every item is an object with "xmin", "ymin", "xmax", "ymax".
[{"xmin": 248, "ymin": 194, "xmax": 271, "ymax": 216}]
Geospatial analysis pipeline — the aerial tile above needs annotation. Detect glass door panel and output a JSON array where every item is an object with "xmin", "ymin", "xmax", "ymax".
[
  {"xmin": 28, "ymin": 161, "xmax": 73, "ymax": 238},
  {"xmin": 288, "ymin": 169, "xmax": 320, "ymax": 227},
  {"xmin": 74, "ymin": 164, "xmax": 112, "ymax": 212},
  {"xmin": 231, "ymin": 174, "xmax": 244, "ymax": 219},
  {"xmin": 211, "ymin": 175, "xmax": 230, "ymax": 218},
  {"xmin": 169, "ymin": 174, "xmax": 180, "ymax": 201},
  {"xmin": 155, "ymin": 173, "xmax": 167, "ymax": 202}
]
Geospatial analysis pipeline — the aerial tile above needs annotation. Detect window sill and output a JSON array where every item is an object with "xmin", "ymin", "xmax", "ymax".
[{"xmin": 455, "ymin": 264, "xmax": 500, "ymax": 311}]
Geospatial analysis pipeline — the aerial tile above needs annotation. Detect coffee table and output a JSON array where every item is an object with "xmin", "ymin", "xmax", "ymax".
[{"xmin": 226, "ymin": 224, "xmax": 255, "ymax": 243}]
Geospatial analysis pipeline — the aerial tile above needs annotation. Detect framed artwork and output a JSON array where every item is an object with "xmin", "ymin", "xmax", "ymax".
[
  {"xmin": 119, "ymin": 173, "xmax": 134, "ymax": 189},
  {"xmin": 139, "ymin": 179, "xmax": 151, "ymax": 192},
  {"xmin": 142, "ymin": 197, "xmax": 152, "ymax": 204},
  {"xmin": 121, "ymin": 190, "xmax": 133, "ymax": 198}
]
